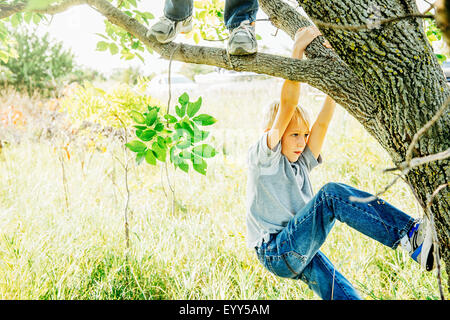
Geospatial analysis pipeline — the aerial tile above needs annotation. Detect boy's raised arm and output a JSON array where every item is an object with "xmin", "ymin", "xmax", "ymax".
[
  {"xmin": 307, "ymin": 95, "xmax": 336, "ymax": 160},
  {"xmin": 267, "ymin": 27, "xmax": 331, "ymax": 151}
]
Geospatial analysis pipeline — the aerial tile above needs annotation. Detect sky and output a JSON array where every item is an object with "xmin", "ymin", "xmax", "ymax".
[{"xmin": 32, "ymin": 0, "xmax": 433, "ymax": 77}]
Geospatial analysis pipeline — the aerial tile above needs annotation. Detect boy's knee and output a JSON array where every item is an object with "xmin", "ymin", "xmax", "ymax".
[{"xmin": 320, "ymin": 182, "xmax": 340, "ymax": 194}]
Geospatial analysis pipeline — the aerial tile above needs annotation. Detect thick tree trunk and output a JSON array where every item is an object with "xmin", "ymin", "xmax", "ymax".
[{"xmin": 292, "ymin": 0, "xmax": 449, "ymax": 287}]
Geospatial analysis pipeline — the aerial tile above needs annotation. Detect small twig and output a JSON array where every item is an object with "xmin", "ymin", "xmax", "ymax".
[
  {"xmin": 312, "ymin": 13, "xmax": 435, "ymax": 32},
  {"xmin": 113, "ymin": 112, "xmax": 131, "ymax": 250},
  {"xmin": 349, "ymin": 169, "xmax": 408, "ymax": 203},
  {"xmin": 408, "ymin": 148, "xmax": 450, "ymax": 167},
  {"xmin": 425, "ymin": 183, "xmax": 448, "ymax": 301},
  {"xmin": 350, "ymin": 92, "xmax": 450, "ymax": 203},
  {"xmin": 406, "ymin": 95, "xmax": 450, "ymax": 164},
  {"xmin": 225, "ymin": 48, "xmax": 234, "ymax": 70},
  {"xmin": 271, "ymin": 28, "xmax": 279, "ymax": 37},
  {"xmin": 59, "ymin": 149, "xmax": 70, "ymax": 213},
  {"xmin": 161, "ymin": 42, "xmax": 180, "ymax": 216},
  {"xmin": 166, "ymin": 43, "xmax": 181, "ymax": 117}
]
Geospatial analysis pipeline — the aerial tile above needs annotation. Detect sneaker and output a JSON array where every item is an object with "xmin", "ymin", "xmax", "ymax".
[
  {"xmin": 148, "ymin": 15, "xmax": 193, "ymax": 44},
  {"xmin": 227, "ymin": 20, "xmax": 257, "ymax": 55},
  {"xmin": 401, "ymin": 218, "xmax": 436, "ymax": 271}
]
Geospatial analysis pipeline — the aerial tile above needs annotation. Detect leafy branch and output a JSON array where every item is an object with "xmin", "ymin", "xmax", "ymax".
[{"xmin": 125, "ymin": 92, "xmax": 218, "ymax": 176}]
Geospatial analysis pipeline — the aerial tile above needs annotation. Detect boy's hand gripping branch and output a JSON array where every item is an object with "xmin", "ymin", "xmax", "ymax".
[{"xmin": 267, "ymin": 26, "xmax": 332, "ymax": 153}]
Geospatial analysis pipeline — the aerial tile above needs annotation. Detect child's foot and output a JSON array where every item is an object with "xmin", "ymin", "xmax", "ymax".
[
  {"xmin": 147, "ymin": 16, "xmax": 193, "ymax": 44},
  {"xmin": 401, "ymin": 218, "xmax": 436, "ymax": 271},
  {"xmin": 227, "ymin": 20, "xmax": 257, "ymax": 55}
]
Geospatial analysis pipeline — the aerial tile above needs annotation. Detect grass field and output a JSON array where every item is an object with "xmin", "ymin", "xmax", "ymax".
[{"xmin": 0, "ymin": 79, "xmax": 447, "ymax": 299}]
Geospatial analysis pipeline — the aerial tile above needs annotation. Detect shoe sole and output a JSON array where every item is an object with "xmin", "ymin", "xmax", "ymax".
[
  {"xmin": 180, "ymin": 23, "xmax": 193, "ymax": 34},
  {"xmin": 227, "ymin": 46, "xmax": 257, "ymax": 56},
  {"xmin": 149, "ymin": 22, "xmax": 193, "ymax": 44},
  {"xmin": 420, "ymin": 226, "xmax": 435, "ymax": 271}
]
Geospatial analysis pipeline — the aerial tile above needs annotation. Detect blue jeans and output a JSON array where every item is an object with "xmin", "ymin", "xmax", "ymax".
[
  {"xmin": 255, "ymin": 182, "xmax": 416, "ymax": 300},
  {"xmin": 163, "ymin": 0, "xmax": 259, "ymax": 29}
]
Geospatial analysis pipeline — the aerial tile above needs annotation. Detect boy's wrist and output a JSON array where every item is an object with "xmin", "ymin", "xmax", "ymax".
[{"xmin": 291, "ymin": 48, "xmax": 305, "ymax": 59}]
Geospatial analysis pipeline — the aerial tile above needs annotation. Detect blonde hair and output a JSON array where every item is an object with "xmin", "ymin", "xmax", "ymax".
[{"xmin": 262, "ymin": 100, "xmax": 313, "ymax": 132}]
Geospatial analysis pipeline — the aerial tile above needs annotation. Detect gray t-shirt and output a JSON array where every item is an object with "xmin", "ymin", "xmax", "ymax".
[{"xmin": 246, "ymin": 132, "xmax": 323, "ymax": 248}]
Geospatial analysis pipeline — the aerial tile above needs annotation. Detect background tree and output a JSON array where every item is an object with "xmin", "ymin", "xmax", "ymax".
[{"xmin": 0, "ymin": 0, "xmax": 448, "ymax": 291}]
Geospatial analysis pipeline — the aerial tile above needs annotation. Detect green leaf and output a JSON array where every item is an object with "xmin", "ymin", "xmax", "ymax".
[
  {"xmin": 172, "ymin": 125, "xmax": 183, "ymax": 141},
  {"xmin": 32, "ymin": 13, "xmax": 42, "ymax": 24},
  {"xmin": 125, "ymin": 140, "xmax": 147, "ymax": 153},
  {"xmin": 175, "ymin": 104, "xmax": 186, "ymax": 118},
  {"xmin": 255, "ymin": 34, "xmax": 262, "ymax": 40},
  {"xmin": 193, "ymin": 114, "xmax": 217, "ymax": 126},
  {"xmin": 154, "ymin": 122, "xmax": 164, "ymax": 132},
  {"xmin": 24, "ymin": 12, "xmax": 33, "ymax": 24},
  {"xmin": 193, "ymin": 32, "xmax": 200, "ymax": 44},
  {"xmin": 165, "ymin": 136, "xmax": 173, "ymax": 144},
  {"xmin": 436, "ymin": 53, "xmax": 447, "ymax": 64},
  {"xmin": 179, "ymin": 149, "xmax": 191, "ymax": 159},
  {"xmin": 164, "ymin": 114, "xmax": 178, "ymax": 124},
  {"xmin": 96, "ymin": 41, "xmax": 109, "ymax": 51},
  {"xmin": 131, "ymin": 41, "xmax": 140, "ymax": 49},
  {"xmin": 170, "ymin": 147, "xmax": 189, "ymax": 172},
  {"xmin": 144, "ymin": 149, "xmax": 157, "ymax": 165},
  {"xmin": 190, "ymin": 121, "xmax": 210, "ymax": 143},
  {"xmin": 176, "ymin": 138, "xmax": 191, "ymax": 149},
  {"xmin": 169, "ymin": 146, "xmax": 177, "ymax": 163},
  {"xmin": 137, "ymin": 129, "xmax": 156, "ymax": 141},
  {"xmin": 133, "ymin": 125, "xmax": 147, "ymax": 130},
  {"xmin": 139, "ymin": 11, "xmax": 155, "ymax": 20},
  {"xmin": 178, "ymin": 92, "xmax": 189, "ymax": 106},
  {"xmin": 181, "ymin": 121, "xmax": 194, "ymax": 137},
  {"xmin": 157, "ymin": 136, "xmax": 167, "ymax": 150},
  {"xmin": 109, "ymin": 43, "xmax": 119, "ymax": 55},
  {"xmin": 146, "ymin": 108, "xmax": 158, "ymax": 126},
  {"xmin": 192, "ymin": 144, "xmax": 217, "ymax": 158},
  {"xmin": 136, "ymin": 151, "xmax": 145, "ymax": 165},
  {"xmin": 152, "ymin": 142, "xmax": 166, "ymax": 162},
  {"xmin": 191, "ymin": 154, "xmax": 207, "ymax": 175},
  {"xmin": 95, "ymin": 32, "xmax": 109, "ymax": 40},
  {"xmin": 187, "ymin": 97, "xmax": 202, "ymax": 118},
  {"xmin": 177, "ymin": 161, "xmax": 189, "ymax": 173},
  {"xmin": 129, "ymin": 110, "xmax": 146, "ymax": 124},
  {"xmin": 10, "ymin": 13, "xmax": 22, "ymax": 28}
]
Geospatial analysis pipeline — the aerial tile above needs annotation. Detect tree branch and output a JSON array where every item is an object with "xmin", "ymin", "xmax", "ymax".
[
  {"xmin": 1, "ymin": 0, "xmax": 379, "ymax": 126},
  {"xmin": 30, "ymin": 0, "xmax": 87, "ymax": 15},
  {"xmin": 312, "ymin": 13, "xmax": 434, "ymax": 31},
  {"xmin": 0, "ymin": 2, "xmax": 26, "ymax": 19},
  {"xmin": 258, "ymin": 0, "xmax": 377, "ymax": 124},
  {"xmin": 0, "ymin": 0, "xmax": 87, "ymax": 19},
  {"xmin": 91, "ymin": 0, "xmax": 380, "ymax": 129}
]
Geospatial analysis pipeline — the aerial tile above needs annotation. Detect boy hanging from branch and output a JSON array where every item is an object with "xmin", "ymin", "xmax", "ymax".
[{"xmin": 246, "ymin": 26, "xmax": 437, "ymax": 300}]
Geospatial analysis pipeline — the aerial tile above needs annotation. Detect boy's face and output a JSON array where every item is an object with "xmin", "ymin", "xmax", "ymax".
[{"xmin": 281, "ymin": 116, "xmax": 309, "ymax": 163}]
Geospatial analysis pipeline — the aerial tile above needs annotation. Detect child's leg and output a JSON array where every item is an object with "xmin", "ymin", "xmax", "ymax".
[
  {"xmin": 299, "ymin": 251, "xmax": 361, "ymax": 300},
  {"xmin": 224, "ymin": 0, "xmax": 259, "ymax": 30},
  {"xmin": 290, "ymin": 182, "xmax": 416, "ymax": 251},
  {"xmin": 164, "ymin": 0, "xmax": 193, "ymax": 21},
  {"xmin": 256, "ymin": 182, "xmax": 416, "ymax": 298}
]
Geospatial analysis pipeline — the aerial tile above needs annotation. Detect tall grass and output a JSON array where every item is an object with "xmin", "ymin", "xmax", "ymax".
[{"xmin": 0, "ymin": 79, "xmax": 446, "ymax": 299}]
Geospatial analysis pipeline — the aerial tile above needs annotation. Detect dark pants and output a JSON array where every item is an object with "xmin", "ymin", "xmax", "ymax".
[{"xmin": 163, "ymin": 0, "xmax": 259, "ymax": 29}]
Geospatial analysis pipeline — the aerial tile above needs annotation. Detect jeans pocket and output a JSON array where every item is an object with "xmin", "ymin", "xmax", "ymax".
[{"xmin": 267, "ymin": 251, "xmax": 306, "ymax": 279}]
